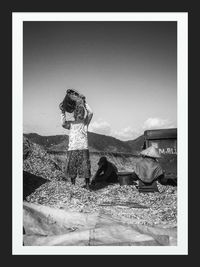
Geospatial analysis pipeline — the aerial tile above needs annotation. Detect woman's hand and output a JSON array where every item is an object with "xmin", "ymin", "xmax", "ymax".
[{"xmin": 84, "ymin": 103, "xmax": 93, "ymax": 126}]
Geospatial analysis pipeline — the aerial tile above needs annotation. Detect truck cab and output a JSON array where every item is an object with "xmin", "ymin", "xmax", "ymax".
[{"xmin": 143, "ymin": 128, "xmax": 177, "ymax": 185}]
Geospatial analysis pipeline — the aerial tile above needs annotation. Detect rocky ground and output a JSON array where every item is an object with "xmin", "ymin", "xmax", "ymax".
[{"xmin": 23, "ymin": 136, "xmax": 177, "ymax": 228}]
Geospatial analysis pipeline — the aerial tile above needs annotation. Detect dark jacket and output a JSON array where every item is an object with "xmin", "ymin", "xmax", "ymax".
[{"xmin": 93, "ymin": 161, "xmax": 118, "ymax": 183}]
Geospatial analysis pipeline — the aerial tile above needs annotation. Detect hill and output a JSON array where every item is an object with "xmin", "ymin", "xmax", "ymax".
[
  {"xmin": 88, "ymin": 132, "xmax": 133, "ymax": 153},
  {"xmin": 125, "ymin": 135, "xmax": 145, "ymax": 153},
  {"xmin": 24, "ymin": 132, "xmax": 144, "ymax": 154},
  {"xmin": 23, "ymin": 133, "xmax": 67, "ymax": 150}
]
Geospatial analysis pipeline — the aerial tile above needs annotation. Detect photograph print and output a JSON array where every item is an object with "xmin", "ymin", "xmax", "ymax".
[{"xmin": 12, "ymin": 13, "xmax": 188, "ymax": 255}]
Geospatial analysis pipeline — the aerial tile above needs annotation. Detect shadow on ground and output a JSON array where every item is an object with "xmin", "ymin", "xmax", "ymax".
[
  {"xmin": 23, "ymin": 171, "xmax": 48, "ymax": 200},
  {"xmin": 89, "ymin": 182, "xmax": 110, "ymax": 191}
]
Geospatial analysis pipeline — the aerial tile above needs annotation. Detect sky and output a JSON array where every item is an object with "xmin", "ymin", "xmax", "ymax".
[{"xmin": 23, "ymin": 21, "xmax": 177, "ymax": 141}]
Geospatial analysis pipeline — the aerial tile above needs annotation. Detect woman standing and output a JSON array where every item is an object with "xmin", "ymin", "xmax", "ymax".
[{"xmin": 59, "ymin": 89, "xmax": 93, "ymax": 190}]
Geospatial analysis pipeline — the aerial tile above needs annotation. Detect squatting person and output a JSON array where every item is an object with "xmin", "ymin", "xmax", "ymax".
[
  {"xmin": 91, "ymin": 156, "xmax": 118, "ymax": 185},
  {"xmin": 132, "ymin": 146, "xmax": 165, "ymax": 192}
]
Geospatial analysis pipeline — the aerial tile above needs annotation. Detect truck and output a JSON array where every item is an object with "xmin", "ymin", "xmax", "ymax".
[{"xmin": 143, "ymin": 128, "xmax": 177, "ymax": 185}]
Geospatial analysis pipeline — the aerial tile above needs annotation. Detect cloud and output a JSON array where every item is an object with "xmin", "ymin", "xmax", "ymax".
[
  {"xmin": 24, "ymin": 117, "xmax": 176, "ymax": 141},
  {"xmin": 142, "ymin": 117, "xmax": 175, "ymax": 130},
  {"xmin": 112, "ymin": 126, "xmax": 139, "ymax": 141},
  {"xmin": 89, "ymin": 120, "xmax": 138, "ymax": 141},
  {"xmin": 89, "ymin": 119, "xmax": 111, "ymax": 136}
]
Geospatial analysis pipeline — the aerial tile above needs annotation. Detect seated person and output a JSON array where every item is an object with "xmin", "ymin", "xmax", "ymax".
[
  {"xmin": 91, "ymin": 156, "xmax": 118, "ymax": 185},
  {"xmin": 132, "ymin": 146, "xmax": 165, "ymax": 192}
]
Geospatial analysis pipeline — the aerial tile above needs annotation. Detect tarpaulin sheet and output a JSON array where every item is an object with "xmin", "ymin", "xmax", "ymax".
[{"xmin": 23, "ymin": 202, "xmax": 177, "ymax": 246}]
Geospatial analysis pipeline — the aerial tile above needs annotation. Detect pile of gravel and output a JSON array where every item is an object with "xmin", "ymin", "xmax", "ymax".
[
  {"xmin": 26, "ymin": 180, "xmax": 177, "ymax": 227},
  {"xmin": 23, "ymin": 136, "xmax": 65, "ymax": 181}
]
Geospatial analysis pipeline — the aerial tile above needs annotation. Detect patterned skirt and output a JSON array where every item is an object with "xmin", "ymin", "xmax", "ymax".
[{"xmin": 64, "ymin": 149, "xmax": 91, "ymax": 180}]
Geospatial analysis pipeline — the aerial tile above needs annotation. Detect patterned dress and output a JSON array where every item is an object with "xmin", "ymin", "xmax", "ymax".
[{"xmin": 61, "ymin": 103, "xmax": 93, "ymax": 180}]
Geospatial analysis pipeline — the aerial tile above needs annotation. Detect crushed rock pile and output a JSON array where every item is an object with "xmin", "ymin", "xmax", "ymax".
[
  {"xmin": 26, "ymin": 180, "xmax": 177, "ymax": 227},
  {"xmin": 23, "ymin": 136, "xmax": 65, "ymax": 181}
]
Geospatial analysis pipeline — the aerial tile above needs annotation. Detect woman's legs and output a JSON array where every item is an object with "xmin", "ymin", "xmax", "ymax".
[
  {"xmin": 71, "ymin": 178, "xmax": 76, "ymax": 185},
  {"xmin": 78, "ymin": 149, "xmax": 91, "ymax": 190},
  {"xmin": 65, "ymin": 150, "xmax": 78, "ymax": 185},
  {"xmin": 85, "ymin": 178, "xmax": 90, "ymax": 190}
]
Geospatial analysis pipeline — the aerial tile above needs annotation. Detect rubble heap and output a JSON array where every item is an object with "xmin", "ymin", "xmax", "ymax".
[
  {"xmin": 23, "ymin": 136, "xmax": 64, "ymax": 181},
  {"xmin": 26, "ymin": 180, "xmax": 177, "ymax": 227}
]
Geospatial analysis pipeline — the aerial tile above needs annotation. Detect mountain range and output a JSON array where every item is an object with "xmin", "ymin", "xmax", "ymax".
[{"xmin": 23, "ymin": 132, "xmax": 144, "ymax": 154}]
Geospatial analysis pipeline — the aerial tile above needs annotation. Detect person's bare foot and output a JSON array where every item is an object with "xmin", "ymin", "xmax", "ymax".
[
  {"xmin": 71, "ymin": 178, "xmax": 75, "ymax": 185},
  {"xmin": 83, "ymin": 183, "xmax": 90, "ymax": 190},
  {"xmin": 86, "ymin": 184, "xmax": 90, "ymax": 190}
]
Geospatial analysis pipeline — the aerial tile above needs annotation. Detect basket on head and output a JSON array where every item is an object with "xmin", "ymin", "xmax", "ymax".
[{"xmin": 59, "ymin": 89, "xmax": 85, "ymax": 113}]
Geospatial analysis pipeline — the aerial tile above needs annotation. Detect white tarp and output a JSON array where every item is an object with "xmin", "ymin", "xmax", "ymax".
[{"xmin": 23, "ymin": 202, "xmax": 177, "ymax": 246}]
